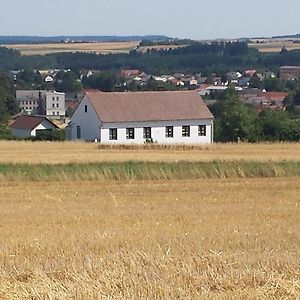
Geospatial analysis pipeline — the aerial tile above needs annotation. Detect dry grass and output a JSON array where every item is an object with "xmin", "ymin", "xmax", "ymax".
[
  {"xmin": 0, "ymin": 178, "xmax": 299, "ymax": 298},
  {"xmin": 5, "ymin": 42, "xmax": 139, "ymax": 56},
  {"xmin": 1, "ymin": 141, "xmax": 300, "ymax": 164},
  {"xmin": 249, "ymin": 41, "xmax": 300, "ymax": 53}
]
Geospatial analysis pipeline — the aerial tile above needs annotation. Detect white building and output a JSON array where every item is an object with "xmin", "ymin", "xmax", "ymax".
[
  {"xmin": 67, "ymin": 90, "xmax": 214, "ymax": 144},
  {"xmin": 10, "ymin": 115, "xmax": 59, "ymax": 139},
  {"xmin": 16, "ymin": 90, "xmax": 65, "ymax": 120},
  {"xmin": 41, "ymin": 91, "xmax": 66, "ymax": 120}
]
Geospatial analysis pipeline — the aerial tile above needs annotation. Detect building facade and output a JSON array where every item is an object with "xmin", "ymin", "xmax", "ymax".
[
  {"xmin": 67, "ymin": 90, "xmax": 214, "ymax": 144},
  {"xmin": 279, "ymin": 66, "xmax": 300, "ymax": 80},
  {"xmin": 16, "ymin": 90, "xmax": 65, "ymax": 119}
]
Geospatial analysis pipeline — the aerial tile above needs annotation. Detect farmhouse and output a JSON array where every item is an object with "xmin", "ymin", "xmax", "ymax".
[
  {"xmin": 10, "ymin": 115, "xmax": 59, "ymax": 139},
  {"xmin": 67, "ymin": 90, "xmax": 214, "ymax": 144}
]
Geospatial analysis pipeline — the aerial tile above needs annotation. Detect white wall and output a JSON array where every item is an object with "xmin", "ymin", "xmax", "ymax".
[
  {"xmin": 31, "ymin": 120, "xmax": 57, "ymax": 136},
  {"xmin": 45, "ymin": 91, "xmax": 65, "ymax": 119},
  {"xmin": 68, "ymin": 95, "xmax": 101, "ymax": 141},
  {"xmin": 100, "ymin": 119, "xmax": 213, "ymax": 144}
]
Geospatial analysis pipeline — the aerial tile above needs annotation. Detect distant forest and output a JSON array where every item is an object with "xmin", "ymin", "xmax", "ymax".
[{"xmin": 1, "ymin": 41, "xmax": 300, "ymax": 75}]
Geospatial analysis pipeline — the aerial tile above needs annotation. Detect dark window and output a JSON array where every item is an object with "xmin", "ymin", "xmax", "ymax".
[
  {"xmin": 165, "ymin": 126, "xmax": 173, "ymax": 138},
  {"xmin": 56, "ymin": 103, "xmax": 59, "ymax": 108},
  {"xmin": 143, "ymin": 127, "xmax": 151, "ymax": 139},
  {"xmin": 126, "ymin": 128, "xmax": 135, "ymax": 139},
  {"xmin": 84, "ymin": 105, "xmax": 88, "ymax": 113},
  {"xmin": 198, "ymin": 125, "xmax": 206, "ymax": 136},
  {"xmin": 109, "ymin": 128, "xmax": 118, "ymax": 140},
  {"xmin": 76, "ymin": 126, "xmax": 81, "ymax": 139},
  {"xmin": 182, "ymin": 125, "xmax": 190, "ymax": 137},
  {"xmin": 52, "ymin": 103, "xmax": 55, "ymax": 108}
]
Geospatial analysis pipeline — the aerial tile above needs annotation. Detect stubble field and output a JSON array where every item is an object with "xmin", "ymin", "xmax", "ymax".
[
  {"xmin": 0, "ymin": 141, "xmax": 299, "ymax": 299},
  {"xmin": 4, "ymin": 42, "xmax": 139, "ymax": 56}
]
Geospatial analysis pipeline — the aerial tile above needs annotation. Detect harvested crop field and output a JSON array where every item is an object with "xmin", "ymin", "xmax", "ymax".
[
  {"xmin": 0, "ymin": 141, "xmax": 299, "ymax": 298},
  {"xmin": 248, "ymin": 41, "xmax": 300, "ymax": 53},
  {"xmin": 1, "ymin": 141, "xmax": 300, "ymax": 164},
  {"xmin": 4, "ymin": 41, "xmax": 139, "ymax": 55},
  {"xmin": 0, "ymin": 178, "xmax": 299, "ymax": 298}
]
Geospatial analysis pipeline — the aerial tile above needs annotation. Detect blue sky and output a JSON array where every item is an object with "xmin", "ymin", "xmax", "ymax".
[{"xmin": 1, "ymin": 0, "xmax": 299, "ymax": 39}]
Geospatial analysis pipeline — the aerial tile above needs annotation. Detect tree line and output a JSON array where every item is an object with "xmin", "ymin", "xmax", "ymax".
[
  {"xmin": 211, "ymin": 88, "xmax": 300, "ymax": 142},
  {"xmin": 2, "ymin": 41, "xmax": 300, "ymax": 75}
]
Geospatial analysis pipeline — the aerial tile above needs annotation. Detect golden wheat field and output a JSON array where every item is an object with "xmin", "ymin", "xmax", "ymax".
[
  {"xmin": 0, "ymin": 141, "xmax": 300, "ymax": 298},
  {"xmin": 1, "ymin": 141, "xmax": 300, "ymax": 164},
  {"xmin": 5, "ymin": 42, "xmax": 139, "ymax": 56}
]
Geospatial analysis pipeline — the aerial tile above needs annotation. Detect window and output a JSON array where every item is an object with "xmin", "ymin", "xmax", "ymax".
[
  {"xmin": 52, "ymin": 103, "xmax": 55, "ymax": 108},
  {"xmin": 77, "ymin": 126, "xmax": 81, "ymax": 139},
  {"xmin": 198, "ymin": 125, "xmax": 206, "ymax": 136},
  {"xmin": 52, "ymin": 112, "xmax": 55, "ymax": 115},
  {"xmin": 165, "ymin": 126, "xmax": 173, "ymax": 138},
  {"xmin": 182, "ymin": 125, "xmax": 190, "ymax": 137},
  {"xmin": 143, "ymin": 127, "xmax": 151, "ymax": 139},
  {"xmin": 57, "ymin": 111, "xmax": 59, "ymax": 115},
  {"xmin": 56, "ymin": 103, "xmax": 59, "ymax": 108},
  {"xmin": 126, "ymin": 128, "xmax": 135, "ymax": 139},
  {"xmin": 109, "ymin": 128, "xmax": 118, "ymax": 140},
  {"xmin": 84, "ymin": 105, "xmax": 88, "ymax": 113},
  {"xmin": 52, "ymin": 97, "xmax": 55, "ymax": 101},
  {"xmin": 57, "ymin": 97, "xmax": 59, "ymax": 101}
]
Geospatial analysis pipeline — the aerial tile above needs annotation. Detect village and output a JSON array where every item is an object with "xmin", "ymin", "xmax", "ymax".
[{"xmin": 8, "ymin": 65, "xmax": 300, "ymax": 143}]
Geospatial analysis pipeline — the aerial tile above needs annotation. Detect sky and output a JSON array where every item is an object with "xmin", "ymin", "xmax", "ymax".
[{"xmin": 1, "ymin": 0, "xmax": 300, "ymax": 40}]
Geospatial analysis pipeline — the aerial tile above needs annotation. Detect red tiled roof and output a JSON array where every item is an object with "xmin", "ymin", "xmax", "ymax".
[
  {"xmin": 10, "ymin": 115, "xmax": 58, "ymax": 130},
  {"xmin": 259, "ymin": 92, "xmax": 289, "ymax": 101},
  {"xmin": 86, "ymin": 90, "xmax": 214, "ymax": 123}
]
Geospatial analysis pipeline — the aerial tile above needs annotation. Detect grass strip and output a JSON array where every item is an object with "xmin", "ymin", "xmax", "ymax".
[{"xmin": 0, "ymin": 160, "xmax": 300, "ymax": 182}]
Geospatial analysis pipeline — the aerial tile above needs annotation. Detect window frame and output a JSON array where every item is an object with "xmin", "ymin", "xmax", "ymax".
[
  {"xmin": 143, "ymin": 127, "xmax": 152, "ymax": 139},
  {"xmin": 182, "ymin": 125, "xmax": 190, "ymax": 137},
  {"xmin": 76, "ymin": 126, "xmax": 81, "ymax": 139},
  {"xmin": 109, "ymin": 128, "xmax": 118, "ymax": 140},
  {"xmin": 198, "ymin": 125, "xmax": 206, "ymax": 136},
  {"xmin": 165, "ymin": 126, "xmax": 174, "ymax": 138},
  {"xmin": 126, "ymin": 127, "xmax": 135, "ymax": 140}
]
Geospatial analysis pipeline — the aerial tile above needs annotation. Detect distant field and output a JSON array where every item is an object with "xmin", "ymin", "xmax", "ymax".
[
  {"xmin": 1, "ymin": 141, "xmax": 300, "ymax": 164},
  {"xmin": 4, "ymin": 41, "xmax": 139, "ymax": 56},
  {"xmin": 249, "ymin": 41, "xmax": 300, "ymax": 53}
]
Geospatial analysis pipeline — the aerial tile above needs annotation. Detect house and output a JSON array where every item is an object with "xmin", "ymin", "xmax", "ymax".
[
  {"xmin": 10, "ymin": 115, "xmax": 59, "ymax": 139},
  {"xmin": 67, "ymin": 90, "xmax": 214, "ymax": 144},
  {"xmin": 16, "ymin": 90, "xmax": 66, "ymax": 120},
  {"xmin": 279, "ymin": 66, "xmax": 300, "ymax": 80}
]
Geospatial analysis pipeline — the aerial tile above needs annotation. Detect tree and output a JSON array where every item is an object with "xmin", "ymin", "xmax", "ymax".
[
  {"xmin": 0, "ymin": 72, "xmax": 19, "ymax": 123},
  {"xmin": 216, "ymin": 88, "xmax": 259, "ymax": 142},
  {"xmin": 82, "ymin": 72, "xmax": 117, "ymax": 91}
]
